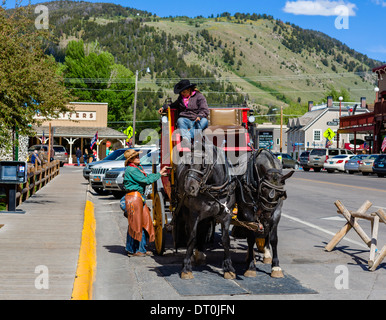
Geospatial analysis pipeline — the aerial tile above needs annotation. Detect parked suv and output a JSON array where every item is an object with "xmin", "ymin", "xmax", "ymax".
[
  {"xmin": 373, "ymin": 154, "xmax": 386, "ymax": 177},
  {"xmin": 103, "ymin": 150, "xmax": 160, "ymax": 198},
  {"xmin": 308, "ymin": 148, "xmax": 354, "ymax": 172},
  {"xmin": 28, "ymin": 144, "xmax": 68, "ymax": 166},
  {"xmin": 89, "ymin": 146, "xmax": 157, "ymax": 194},
  {"xmin": 83, "ymin": 148, "xmax": 128, "ymax": 180},
  {"xmin": 299, "ymin": 151, "xmax": 311, "ymax": 171},
  {"xmin": 273, "ymin": 152, "xmax": 299, "ymax": 169},
  {"xmin": 53, "ymin": 145, "xmax": 69, "ymax": 167}
]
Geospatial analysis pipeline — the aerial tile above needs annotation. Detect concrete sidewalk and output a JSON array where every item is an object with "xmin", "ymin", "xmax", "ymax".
[{"xmin": 0, "ymin": 167, "xmax": 87, "ymax": 300}]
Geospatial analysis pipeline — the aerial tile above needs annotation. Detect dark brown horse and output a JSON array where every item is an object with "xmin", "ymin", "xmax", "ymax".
[
  {"xmin": 233, "ymin": 148, "xmax": 294, "ymax": 278},
  {"xmin": 173, "ymin": 139, "xmax": 237, "ymax": 280}
]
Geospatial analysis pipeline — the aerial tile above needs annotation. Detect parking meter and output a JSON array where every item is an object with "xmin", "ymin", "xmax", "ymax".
[{"xmin": 0, "ymin": 161, "xmax": 27, "ymax": 214}]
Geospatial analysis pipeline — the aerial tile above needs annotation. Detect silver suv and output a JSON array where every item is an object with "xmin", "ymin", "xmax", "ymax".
[
  {"xmin": 308, "ymin": 148, "xmax": 354, "ymax": 172},
  {"xmin": 28, "ymin": 144, "xmax": 68, "ymax": 166}
]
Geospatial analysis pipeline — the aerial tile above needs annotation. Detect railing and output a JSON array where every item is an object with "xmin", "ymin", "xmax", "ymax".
[
  {"xmin": 339, "ymin": 112, "xmax": 375, "ymax": 130},
  {"xmin": 0, "ymin": 160, "xmax": 60, "ymax": 210}
]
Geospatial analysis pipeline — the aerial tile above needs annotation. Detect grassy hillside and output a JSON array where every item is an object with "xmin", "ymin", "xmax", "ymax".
[{"xmin": 33, "ymin": 1, "xmax": 381, "ymax": 119}]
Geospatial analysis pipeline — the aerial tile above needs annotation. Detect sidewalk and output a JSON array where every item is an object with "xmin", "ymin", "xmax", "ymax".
[{"xmin": 0, "ymin": 167, "xmax": 87, "ymax": 300}]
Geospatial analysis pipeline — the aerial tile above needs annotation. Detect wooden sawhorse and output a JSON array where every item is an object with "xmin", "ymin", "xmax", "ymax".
[{"xmin": 325, "ymin": 200, "xmax": 386, "ymax": 271}]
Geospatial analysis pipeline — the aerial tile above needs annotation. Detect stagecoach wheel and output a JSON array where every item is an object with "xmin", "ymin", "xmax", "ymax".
[{"xmin": 153, "ymin": 192, "xmax": 166, "ymax": 256}]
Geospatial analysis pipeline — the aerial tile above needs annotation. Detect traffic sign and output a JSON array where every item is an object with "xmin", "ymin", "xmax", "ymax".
[{"xmin": 323, "ymin": 128, "xmax": 336, "ymax": 141}]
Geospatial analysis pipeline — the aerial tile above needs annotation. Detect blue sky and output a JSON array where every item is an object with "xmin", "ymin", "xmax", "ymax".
[{"xmin": 5, "ymin": 0, "xmax": 386, "ymax": 63}]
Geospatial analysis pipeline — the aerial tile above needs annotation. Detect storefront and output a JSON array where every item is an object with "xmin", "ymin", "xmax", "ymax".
[
  {"xmin": 338, "ymin": 64, "xmax": 386, "ymax": 153},
  {"xmin": 31, "ymin": 102, "xmax": 128, "ymax": 163}
]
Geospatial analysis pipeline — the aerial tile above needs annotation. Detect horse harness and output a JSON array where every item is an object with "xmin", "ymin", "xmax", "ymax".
[
  {"xmin": 236, "ymin": 149, "xmax": 287, "ymax": 229},
  {"xmin": 184, "ymin": 148, "xmax": 236, "ymax": 216}
]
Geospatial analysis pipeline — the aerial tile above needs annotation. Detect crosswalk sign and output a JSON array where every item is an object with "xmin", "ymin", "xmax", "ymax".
[
  {"xmin": 124, "ymin": 126, "xmax": 133, "ymax": 139},
  {"xmin": 323, "ymin": 128, "xmax": 336, "ymax": 141}
]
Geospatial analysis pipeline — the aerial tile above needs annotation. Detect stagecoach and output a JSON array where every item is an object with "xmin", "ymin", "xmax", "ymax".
[{"xmin": 151, "ymin": 102, "xmax": 257, "ymax": 255}]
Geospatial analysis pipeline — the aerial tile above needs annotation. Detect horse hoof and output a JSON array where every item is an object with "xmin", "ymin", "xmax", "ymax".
[
  {"xmin": 181, "ymin": 272, "xmax": 194, "ymax": 280},
  {"xmin": 263, "ymin": 257, "xmax": 272, "ymax": 264},
  {"xmin": 224, "ymin": 272, "xmax": 236, "ymax": 280},
  {"xmin": 244, "ymin": 270, "xmax": 256, "ymax": 278},
  {"xmin": 271, "ymin": 267, "xmax": 284, "ymax": 278}
]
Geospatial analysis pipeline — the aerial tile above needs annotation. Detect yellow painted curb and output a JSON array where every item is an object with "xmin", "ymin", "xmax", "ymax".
[{"xmin": 71, "ymin": 200, "xmax": 96, "ymax": 300}]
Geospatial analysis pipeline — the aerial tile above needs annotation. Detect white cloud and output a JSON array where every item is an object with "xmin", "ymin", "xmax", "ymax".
[
  {"xmin": 372, "ymin": 0, "xmax": 386, "ymax": 7},
  {"xmin": 283, "ymin": 0, "xmax": 357, "ymax": 16}
]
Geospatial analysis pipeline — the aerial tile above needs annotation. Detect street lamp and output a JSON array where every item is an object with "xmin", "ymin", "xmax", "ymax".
[
  {"xmin": 338, "ymin": 96, "xmax": 343, "ymax": 117},
  {"xmin": 375, "ymin": 87, "xmax": 380, "ymax": 103},
  {"xmin": 132, "ymin": 67, "xmax": 150, "ymax": 146},
  {"xmin": 337, "ymin": 96, "xmax": 343, "ymax": 149}
]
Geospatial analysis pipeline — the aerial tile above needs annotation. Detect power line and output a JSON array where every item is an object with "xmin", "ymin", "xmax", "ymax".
[
  {"xmin": 64, "ymin": 71, "xmax": 376, "ymax": 84},
  {"xmin": 66, "ymin": 86, "xmax": 376, "ymax": 94}
]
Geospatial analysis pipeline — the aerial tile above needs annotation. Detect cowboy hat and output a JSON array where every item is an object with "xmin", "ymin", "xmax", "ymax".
[
  {"xmin": 124, "ymin": 149, "xmax": 142, "ymax": 166},
  {"xmin": 173, "ymin": 79, "xmax": 196, "ymax": 94}
]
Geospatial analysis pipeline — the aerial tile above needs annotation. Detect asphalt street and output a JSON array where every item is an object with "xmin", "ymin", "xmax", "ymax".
[{"xmin": 91, "ymin": 168, "xmax": 386, "ymax": 300}]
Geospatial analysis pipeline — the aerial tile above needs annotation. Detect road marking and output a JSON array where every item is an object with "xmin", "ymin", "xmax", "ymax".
[
  {"xmin": 321, "ymin": 216, "xmax": 347, "ymax": 222},
  {"xmin": 292, "ymin": 177, "xmax": 386, "ymax": 193},
  {"xmin": 282, "ymin": 212, "xmax": 368, "ymax": 249}
]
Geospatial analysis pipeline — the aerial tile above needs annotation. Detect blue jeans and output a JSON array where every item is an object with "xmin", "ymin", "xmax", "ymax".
[
  {"xmin": 126, "ymin": 229, "xmax": 147, "ymax": 254},
  {"xmin": 77, "ymin": 157, "xmax": 81, "ymax": 166},
  {"xmin": 176, "ymin": 117, "xmax": 208, "ymax": 140}
]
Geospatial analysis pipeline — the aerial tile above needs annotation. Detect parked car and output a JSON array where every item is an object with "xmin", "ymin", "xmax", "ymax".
[
  {"xmin": 299, "ymin": 151, "xmax": 311, "ymax": 171},
  {"xmin": 103, "ymin": 150, "xmax": 160, "ymax": 198},
  {"xmin": 308, "ymin": 148, "xmax": 354, "ymax": 172},
  {"xmin": 89, "ymin": 146, "xmax": 157, "ymax": 194},
  {"xmin": 28, "ymin": 144, "xmax": 68, "ymax": 166},
  {"xmin": 344, "ymin": 154, "xmax": 371, "ymax": 174},
  {"xmin": 358, "ymin": 154, "xmax": 380, "ymax": 175},
  {"xmin": 323, "ymin": 154, "xmax": 354, "ymax": 173},
  {"xmin": 53, "ymin": 145, "xmax": 69, "ymax": 167},
  {"xmin": 372, "ymin": 154, "xmax": 386, "ymax": 177},
  {"xmin": 83, "ymin": 148, "xmax": 128, "ymax": 180},
  {"xmin": 273, "ymin": 152, "xmax": 299, "ymax": 169}
]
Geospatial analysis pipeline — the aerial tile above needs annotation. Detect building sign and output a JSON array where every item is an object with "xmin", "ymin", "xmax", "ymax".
[
  {"xmin": 258, "ymin": 131, "xmax": 273, "ymax": 149},
  {"xmin": 326, "ymin": 121, "xmax": 338, "ymax": 126},
  {"xmin": 35, "ymin": 111, "xmax": 97, "ymax": 121}
]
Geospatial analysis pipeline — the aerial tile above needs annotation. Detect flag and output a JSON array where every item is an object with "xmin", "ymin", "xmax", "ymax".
[
  {"xmin": 41, "ymin": 131, "xmax": 46, "ymax": 144},
  {"xmin": 326, "ymin": 138, "xmax": 332, "ymax": 148},
  {"xmin": 90, "ymin": 131, "xmax": 98, "ymax": 149},
  {"xmin": 381, "ymin": 136, "xmax": 386, "ymax": 152}
]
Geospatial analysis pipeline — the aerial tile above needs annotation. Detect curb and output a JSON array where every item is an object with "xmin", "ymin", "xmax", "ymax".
[{"xmin": 71, "ymin": 200, "xmax": 96, "ymax": 300}]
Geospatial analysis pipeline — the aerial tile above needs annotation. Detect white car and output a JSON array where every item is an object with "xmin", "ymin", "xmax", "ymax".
[
  {"xmin": 324, "ymin": 154, "xmax": 354, "ymax": 173},
  {"xmin": 103, "ymin": 150, "xmax": 160, "ymax": 199},
  {"xmin": 89, "ymin": 146, "xmax": 157, "ymax": 194}
]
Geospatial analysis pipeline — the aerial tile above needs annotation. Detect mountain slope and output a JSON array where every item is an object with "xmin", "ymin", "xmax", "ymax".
[{"xmin": 36, "ymin": 1, "xmax": 382, "ymax": 114}]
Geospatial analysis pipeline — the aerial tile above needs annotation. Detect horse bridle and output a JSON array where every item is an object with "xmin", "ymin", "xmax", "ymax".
[
  {"xmin": 238, "ymin": 149, "xmax": 286, "ymax": 213},
  {"xmin": 185, "ymin": 147, "xmax": 235, "ymax": 215}
]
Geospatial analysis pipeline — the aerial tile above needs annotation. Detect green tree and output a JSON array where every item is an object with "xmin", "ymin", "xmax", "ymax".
[
  {"xmin": 323, "ymin": 87, "xmax": 351, "ymax": 102},
  {"xmin": 0, "ymin": 4, "xmax": 72, "ymax": 153},
  {"xmin": 63, "ymin": 40, "xmax": 135, "ymax": 124}
]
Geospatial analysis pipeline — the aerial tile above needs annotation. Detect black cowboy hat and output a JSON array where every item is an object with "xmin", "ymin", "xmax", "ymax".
[{"xmin": 173, "ymin": 79, "xmax": 196, "ymax": 94}]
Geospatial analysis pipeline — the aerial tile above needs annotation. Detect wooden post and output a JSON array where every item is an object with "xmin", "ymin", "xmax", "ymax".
[
  {"xmin": 48, "ymin": 123, "xmax": 51, "ymax": 164},
  {"xmin": 334, "ymin": 200, "xmax": 372, "ymax": 247},
  {"xmin": 325, "ymin": 222, "xmax": 352, "ymax": 252},
  {"xmin": 369, "ymin": 245, "xmax": 386, "ymax": 271},
  {"xmin": 325, "ymin": 200, "xmax": 372, "ymax": 251},
  {"xmin": 369, "ymin": 216, "xmax": 380, "ymax": 268}
]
